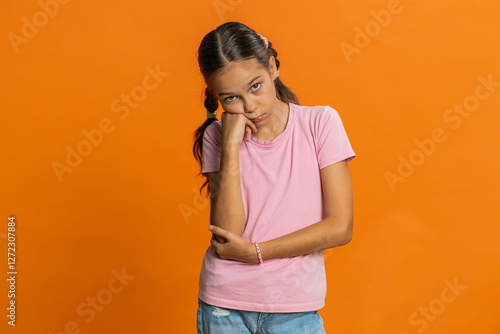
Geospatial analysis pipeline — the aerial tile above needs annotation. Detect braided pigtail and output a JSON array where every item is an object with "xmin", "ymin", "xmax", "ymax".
[{"xmin": 192, "ymin": 87, "xmax": 219, "ymax": 196}]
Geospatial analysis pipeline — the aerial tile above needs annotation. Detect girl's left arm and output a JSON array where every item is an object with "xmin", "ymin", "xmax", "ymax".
[{"xmin": 208, "ymin": 159, "xmax": 353, "ymax": 264}]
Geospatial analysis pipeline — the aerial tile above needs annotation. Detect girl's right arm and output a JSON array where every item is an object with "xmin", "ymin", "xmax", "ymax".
[{"xmin": 208, "ymin": 112, "xmax": 257, "ymax": 243}]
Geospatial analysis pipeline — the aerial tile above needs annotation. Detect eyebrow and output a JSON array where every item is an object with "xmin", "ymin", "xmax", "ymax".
[{"xmin": 218, "ymin": 76, "xmax": 261, "ymax": 97}]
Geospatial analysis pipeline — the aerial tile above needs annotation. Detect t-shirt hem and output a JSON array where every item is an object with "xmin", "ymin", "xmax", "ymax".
[
  {"xmin": 198, "ymin": 291, "xmax": 325, "ymax": 313},
  {"xmin": 201, "ymin": 167, "xmax": 220, "ymax": 177},
  {"xmin": 320, "ymin": 154, "xmax": 356, "ymax": 170}
]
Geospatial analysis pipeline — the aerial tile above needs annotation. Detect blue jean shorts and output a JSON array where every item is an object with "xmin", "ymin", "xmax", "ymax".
[{"xmin": 197, "ymin": 298, "xmax": 327, "ymax": 333}]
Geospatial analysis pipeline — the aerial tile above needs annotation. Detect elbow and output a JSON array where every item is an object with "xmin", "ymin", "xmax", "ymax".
[
  {"xmin": 339, "ymin": 216, "xmax": 353, "ymax": 246},
  {"xmin": 326, "ymin": 219, "xmax": 353, "ymax": 247},
  {"xmin": 341, "ymin": 227, "xmax": 352, "ymax": 245},
  {"xmin": 342, "ymin": 217, "xmax": 354, "ymax": 245}
]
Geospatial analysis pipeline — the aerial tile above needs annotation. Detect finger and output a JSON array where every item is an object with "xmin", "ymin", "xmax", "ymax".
[
  {"xmin": 214, "ymin": 233, "xmax": 226, "ymax": 244},
  {"xmin": 246, "ymin": 126, "xmax": 251, "ymax": 142},
  {"xmin": 249, "ymin": 120, "xmax": 258, "ymax": 133},
  {"xmin": 216, "ymin": 236, "xmax": 227, "ymax": 244},
  {"xmin": 209, "ymin": 225, "xmax": 229, "ymax": 239},
  {"xmin": 210, "ymin": 228, "xmax": 226, "ymax": 245}
]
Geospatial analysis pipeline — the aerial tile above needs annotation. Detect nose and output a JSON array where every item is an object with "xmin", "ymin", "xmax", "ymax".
[{"xmin": 244, "ymin": 98, "xmax": 258, "ymax": 114}]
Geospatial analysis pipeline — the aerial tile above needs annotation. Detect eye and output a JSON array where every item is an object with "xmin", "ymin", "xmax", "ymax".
[
  {"xmin": 251, "ymin": 82, "xmax": 261, "ymax": 91},
  {"xmin": 225, "ymin": 96, "xmax": 236, "ymax": 102}
]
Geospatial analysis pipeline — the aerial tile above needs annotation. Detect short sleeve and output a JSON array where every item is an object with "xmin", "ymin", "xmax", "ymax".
[
  {"xmin": 316, "ymin": 106, "xmax": 356, "ymax": 170},
  {"xmin": 201, "ymin": 121, "xmax": 223, "ymax": 177}
]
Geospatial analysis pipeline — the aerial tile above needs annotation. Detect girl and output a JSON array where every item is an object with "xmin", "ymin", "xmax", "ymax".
[{"xmin": 192, "ymin": 21, "xmax": 356, "ymax": 333}]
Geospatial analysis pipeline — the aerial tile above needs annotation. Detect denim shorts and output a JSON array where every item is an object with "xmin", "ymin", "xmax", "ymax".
[{"xmin": 197, "ymin": 298, "xmax": 327, "ymax": 333}]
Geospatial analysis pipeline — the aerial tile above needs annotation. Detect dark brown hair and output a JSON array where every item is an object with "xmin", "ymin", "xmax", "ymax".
[{"xmin": 192, "ymin": 21, "xmax": 300, "ymax": 197}]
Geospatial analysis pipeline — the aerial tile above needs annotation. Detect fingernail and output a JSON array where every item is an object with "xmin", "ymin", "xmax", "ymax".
[{"xmin": 208, "ymin": 225, "xmax": 214, "ymax": 231}]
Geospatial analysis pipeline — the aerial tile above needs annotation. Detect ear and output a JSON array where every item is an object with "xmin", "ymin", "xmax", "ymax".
[{"xmin": 268, "ymin": 56, "xmax": 279, "ymax": 80}]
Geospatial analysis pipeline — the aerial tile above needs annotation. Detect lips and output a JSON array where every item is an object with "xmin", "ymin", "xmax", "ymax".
[{"xmin": 251, "ymin": 114, "xmax": 265, "ymax": 122}]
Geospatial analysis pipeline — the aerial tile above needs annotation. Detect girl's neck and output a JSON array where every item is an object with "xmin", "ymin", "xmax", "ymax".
[{"xmin": 253, "ymin": 100, "xmax": 289, "ymax": 142}]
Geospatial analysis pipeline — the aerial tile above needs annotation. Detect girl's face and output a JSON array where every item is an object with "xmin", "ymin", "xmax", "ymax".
[{"xmin": 208, "ymin": 57, "xmax": 281, "ymax": 127}]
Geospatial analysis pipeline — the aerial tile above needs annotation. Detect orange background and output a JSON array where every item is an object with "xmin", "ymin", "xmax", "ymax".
[{"xmin": 1, "ymin": 0, "xmax": 499, "ymax": 333}]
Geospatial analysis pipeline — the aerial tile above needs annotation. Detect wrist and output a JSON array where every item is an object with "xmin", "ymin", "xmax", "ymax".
[
  {"xmin": 245, "ymin": 242, "xmax": 256, "ymax": 264},
  {"xmin": 244, "ymin": 242, "xmax": 257, "ymax": 264},
  {"xmin": 220, "ymin": 146, "xmax": 240, "ymax": 176},
  {"xmin": 222, "ymin": 141, "xmax": 240, "ymax": 152}
]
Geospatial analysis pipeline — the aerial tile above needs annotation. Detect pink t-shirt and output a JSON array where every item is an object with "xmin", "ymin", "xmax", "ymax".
[{"xmin": 198, "ymin": 102, "xmax": 356, "ymax": 312}]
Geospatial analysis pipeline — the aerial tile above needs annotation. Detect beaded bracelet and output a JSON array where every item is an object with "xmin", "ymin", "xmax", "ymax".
[{"xmin": 254, "ymin": 242, "xmax": 264, "ymax": 264}]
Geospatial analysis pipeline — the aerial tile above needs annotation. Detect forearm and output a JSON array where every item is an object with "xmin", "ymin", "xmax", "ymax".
[
  {"xmin": 210, "ymin": 143, "xmax": 246, "ymax": 237},
  {"xmin": 208, "ymin": 160, "xmax": 354, "ymax": 263},
  {"xmin": 257, "ymin": 217, "xmax": 352, "ymax": 262}
]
